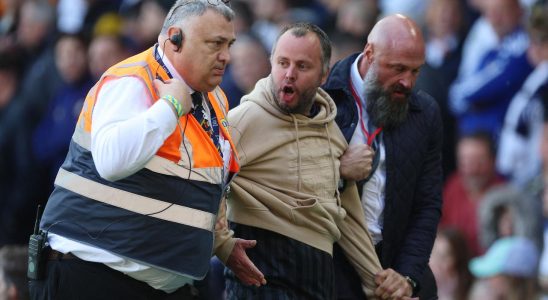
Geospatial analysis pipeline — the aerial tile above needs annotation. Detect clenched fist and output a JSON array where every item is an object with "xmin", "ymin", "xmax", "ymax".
[
  {"xmin": 340, "ymin": 143, "xmax": 375, "ymax": 181},
  {"xmin": 153, "ymin": 78, "xmax": 192, "ymax": 116}
]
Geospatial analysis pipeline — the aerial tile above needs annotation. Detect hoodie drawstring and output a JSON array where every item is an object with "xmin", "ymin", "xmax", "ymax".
[
  {"xmin": 292, "ymin": 114, "xmax": 302, "ymax": 192},
  {"xmin": 324, "ymin": 123, "xmax": 342, "ymax": 214}
]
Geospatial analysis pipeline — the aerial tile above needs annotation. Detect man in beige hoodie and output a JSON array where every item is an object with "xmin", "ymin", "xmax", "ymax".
[{"xmin": 214, "ymin": 22, "xmax": 411, "ymax": 299}]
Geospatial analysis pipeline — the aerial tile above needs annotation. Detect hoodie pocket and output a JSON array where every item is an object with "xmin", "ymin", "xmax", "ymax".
[{"xmin": 290, "ymin": 198, "xmax": 337, "ymax": 235}]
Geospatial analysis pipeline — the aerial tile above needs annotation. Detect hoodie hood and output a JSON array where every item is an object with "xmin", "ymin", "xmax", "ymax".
[{"xmin": 241, "ymin": 75, "xmax": 337, "ymax": 126}]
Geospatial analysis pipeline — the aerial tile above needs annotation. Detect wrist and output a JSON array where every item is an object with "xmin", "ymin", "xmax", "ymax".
[
  {"xmin": 404, "ymin": 276, "xmax": 419, "ymax": 297},
  {"xmin": 162, "ymin": 95, "xmax": 184, "ymax": 118}
]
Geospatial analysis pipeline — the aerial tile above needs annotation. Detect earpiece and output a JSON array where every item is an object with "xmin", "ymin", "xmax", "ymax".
[{"xmin": 169, "ymin": 29, "xmax": 183, "ymax": 52}]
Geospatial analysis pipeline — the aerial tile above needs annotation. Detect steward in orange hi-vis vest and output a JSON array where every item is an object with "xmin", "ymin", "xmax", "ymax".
[{"xmin": 40, "ymin": 46, "xmax": 239, "ymax": 280}]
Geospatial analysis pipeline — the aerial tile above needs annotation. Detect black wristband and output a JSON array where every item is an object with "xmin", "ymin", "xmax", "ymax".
[{"xmin": 404, "ymin": 276, "xmax": 419, "ymax": 297}]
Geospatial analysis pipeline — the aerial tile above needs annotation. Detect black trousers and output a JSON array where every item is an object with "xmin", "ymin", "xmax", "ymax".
[
  {"xmin": 29, "ymin": 254, "xmax": 200, "ymax": 300},
  {"xmin": 224, "ymin": 223, "xmax": 334, "ymax": 300}
]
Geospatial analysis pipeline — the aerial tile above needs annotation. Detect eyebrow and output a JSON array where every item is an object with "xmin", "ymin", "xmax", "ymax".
[{"xmin": 209, "ymin": 36, "xmax": 236, "ymax": 43}]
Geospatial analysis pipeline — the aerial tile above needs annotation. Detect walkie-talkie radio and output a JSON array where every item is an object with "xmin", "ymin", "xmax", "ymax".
[{"xmin": 27, "ymin": 205, "xmax": 47, "ymax": 280}]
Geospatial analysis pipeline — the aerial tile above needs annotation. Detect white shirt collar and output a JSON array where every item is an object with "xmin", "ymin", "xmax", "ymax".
[{"xmin": 350, "ymin": 53, "xmax": 366, "ymax": 107}]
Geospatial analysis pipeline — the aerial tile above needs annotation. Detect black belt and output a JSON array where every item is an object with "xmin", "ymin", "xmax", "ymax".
[{"xmin": 47, "ymin": 249, "xmax": 79, "ymax": 260}]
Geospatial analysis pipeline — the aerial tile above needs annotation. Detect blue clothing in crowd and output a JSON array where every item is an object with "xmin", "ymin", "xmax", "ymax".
[{"xmin": 449, "ymin": 28, "xmax": 534, "ymax": 138}]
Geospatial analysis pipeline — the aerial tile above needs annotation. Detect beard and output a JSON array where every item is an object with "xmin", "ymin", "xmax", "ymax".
[{"xmin": 363, "ymin": 65, "xmax": 410, "ymax": 130}]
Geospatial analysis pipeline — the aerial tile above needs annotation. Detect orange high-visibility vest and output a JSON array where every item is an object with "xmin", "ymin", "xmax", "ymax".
[{"xmin": 41, "ymin": 47, "xmax": 239, "ymax": 280}]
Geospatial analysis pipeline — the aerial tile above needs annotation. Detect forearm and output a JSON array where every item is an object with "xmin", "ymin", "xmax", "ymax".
[{"xmin": 214, "ymin": 196, "xmax": 236, "ymax": 263}]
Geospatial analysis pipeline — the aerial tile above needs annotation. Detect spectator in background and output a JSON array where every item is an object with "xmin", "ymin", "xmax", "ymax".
[
  {"xmin": 416, "ymin": 0, "xmax": 467, "ymax": 178},
  {"xmin": 478, "ymin": 184, "xmax": 542, "ymax": 251},
  {"xmin": 229, "ymin": 0, "xmax": 254, "ymax": 35},
  {"xmin": 15, "ymin": 0, "xmax": 56, "ymax": 62},
  {"xmin": 456, "ymin": 1, "xmax": 499, "ymax": 81},
  {"xmin": 78, "ymin": 0, "xmax": 122, "ymax": 39},
  {"xmin": 220, "ymin": 33, "xmax": 270, "ymax": 109},
  {"xmin": 0, "ymin": 245, "xmax": 29, "ymax": 300},
  {"xmin": 88, "ymin": 34, "xmax": 131, "ymax": 80},
  {"xmin": 469, "ymin": 236, "xmax": 541, "ymax": 300},
  {"xmin": 135, "ymin": 0, "xmax": 172, "ymax": 51},
  {"xmin": 440, "ymin": 132, "xmax": 506, "ymax": 256},
  {"xmin": 31, "ymin": 33, "xmax": 94, "ymax": 187},
  {"xmin": 92, "ymin": 11, "xmax": 124, "ymax": 37},
  {"xmin": 429, "ymin": 228, "xmax": 473, "ymax": 300},
  {"xmin": 0, "ymin": 0, "xmax": 59, "ymax": 140},
  {"xmin": 248, "ymin": 0, "xmax": 289, "ymax": 51},
  {"xmin": 449, "ymin": 0, "xmax": 534, "ymax": 140},
  {"xmin": 334, "ymin": 0, "xmax": 378, "ymax": 42},
  {"xmin": 329, "ymin": 31, "xmax": 363, "ymax": 67},
  {"xmin": 88, "ymin": 12, "xmax": 132, "ymax": 80},
  {"xmin": 0, "ymin": 0, "xmax": 60, "ymax": 246},
  {"xmin": 497, "ymin": 0, "xmax": 548, "ymax": 187}
]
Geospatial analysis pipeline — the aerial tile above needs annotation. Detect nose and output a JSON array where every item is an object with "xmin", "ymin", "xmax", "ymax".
[
  {"xmin": 285, "ymin": 65, "xmax": 296, "ymax": 82},
  {"xmin": 218, "ymin": 47, "xmax": 230, "ymax": 64},
  {"xmin": 399, "ymin": 72, "xmax": 415, "ymax": 90}
]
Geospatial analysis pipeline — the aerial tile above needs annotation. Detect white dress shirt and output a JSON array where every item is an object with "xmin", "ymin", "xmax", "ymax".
[{"xmin": 348, "ymin": 54, "xmax": 386, "ymax": 245}]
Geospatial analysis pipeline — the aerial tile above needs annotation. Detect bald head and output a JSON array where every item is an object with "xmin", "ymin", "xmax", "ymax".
[
  {"xmin": 359, "ymin": 14, "xmax": 425, "ymax": 79},
  {"xmin": 367, "ymin": 14, "xmax": 425, "ymax": 57}
]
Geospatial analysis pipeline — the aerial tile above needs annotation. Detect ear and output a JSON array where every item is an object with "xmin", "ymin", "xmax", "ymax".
[
  {"xmin": 364, "ymin": 43, "xmax": 374, "ymax": 64},
  {"xmin": 167, "ymin": 27, "xmax": 183, "ymax": 51},
  {"xmin": 320, "ymin": 67, "xmax": 330, "ymax": 85}
]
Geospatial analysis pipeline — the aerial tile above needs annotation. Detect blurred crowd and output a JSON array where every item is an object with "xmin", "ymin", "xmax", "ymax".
[{"xmin": 0, "ymin": 0, "xmax": 547, "ymax": 299}]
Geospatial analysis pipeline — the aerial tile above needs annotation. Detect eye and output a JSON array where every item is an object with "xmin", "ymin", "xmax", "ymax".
[
  {"xmin": 278, "ymin": 60, "xmax": 289, "ymax": 68},
  {"xmin": 298, "ymin": 63, "xmax": 309, "ymax": 70},
  {"xmin": 393, "ymin": 65, "xmax": 405, "ymax": 72},
  {"xmin": 208, "ymin": 40, "xmax": 224, "ymax": 50}
]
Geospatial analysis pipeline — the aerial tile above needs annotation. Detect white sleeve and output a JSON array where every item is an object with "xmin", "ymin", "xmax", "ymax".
[{"xmin": 91, "ymin": 77, "xmax": 178, "ymax": 181}]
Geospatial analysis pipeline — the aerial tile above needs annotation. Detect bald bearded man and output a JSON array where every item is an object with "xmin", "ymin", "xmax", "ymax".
[{"xmin": 323, "ymin": 14, "xmax": 442, "ymax": 299}]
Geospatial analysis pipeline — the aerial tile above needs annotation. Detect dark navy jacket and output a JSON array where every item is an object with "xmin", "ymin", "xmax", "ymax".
[{"xmin": 323, "ymin": 53, "xmax": 443, "ymax": 296}]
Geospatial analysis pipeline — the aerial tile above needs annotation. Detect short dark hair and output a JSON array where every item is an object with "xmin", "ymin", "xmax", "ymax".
[{"xmin": 271, "ymin": 22, "xmax": 332, "ymax": 76}]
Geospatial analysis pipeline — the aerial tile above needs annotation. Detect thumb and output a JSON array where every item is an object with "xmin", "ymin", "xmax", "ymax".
[
  {"xmin": 239, "ymin": 239, "xmax": 257, "ymax": 249},
  {"xmin": 153, "ymin": 79, "xmax": 163, "ymax": 92},
  {"xmin": 375, "ymin": 270, "xmax": 387, "ymax": 285}
]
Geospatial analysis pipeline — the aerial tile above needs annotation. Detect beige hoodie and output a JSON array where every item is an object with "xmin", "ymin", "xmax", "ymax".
[{"xmin": 215, "ymin": 76, "xmax": 381, "ymax": 297}]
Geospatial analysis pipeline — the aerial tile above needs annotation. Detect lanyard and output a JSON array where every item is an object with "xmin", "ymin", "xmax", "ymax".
[
  {"xmin": 154, "ymin": 44, "xmax": 173, "ymax": 79},
  {"xmin": 349, "ymin": 78, "xmax": 382, "ymax": 146}
]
